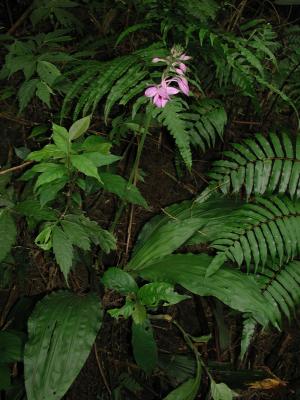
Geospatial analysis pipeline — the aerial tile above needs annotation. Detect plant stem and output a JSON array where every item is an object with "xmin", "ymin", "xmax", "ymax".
[{"xmin": 109, "ymin": 110, "xmax": 152, "ymax": 234}]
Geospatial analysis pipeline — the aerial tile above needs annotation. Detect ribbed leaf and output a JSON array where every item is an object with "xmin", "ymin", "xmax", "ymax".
[
  {"xmin": 138, "ymin": 254, "xmax": 278, "ymax": 328},
  {"xmin": 209, "ymin": 132, "xmax": 300, "ymax": 198},
  {"xmin": 24, "ymin": 291, "xmax": 103, "ymax": 400},
  {"xmin": 206, "ymin": 196, "xmax": 300, "ymax": 275}
]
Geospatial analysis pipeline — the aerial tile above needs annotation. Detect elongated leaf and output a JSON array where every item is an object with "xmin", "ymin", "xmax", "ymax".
[
  {"xmin": 25, "ymin": 291, "xmax": 103, "ymax": 400},
  {"xmin": 52, "ymin": 226, "xmax": 73, "ymax": 280},
  {"xmin": 69, "ymin": 116, "xmax": 90, "ymax": 141},
  {"xmin": 139, "ymin": 254, "xmax": 278, "ymax": 327},
  {"xmin": 132, "ymin": 318, "xmax": 157, "ymax": 374}
]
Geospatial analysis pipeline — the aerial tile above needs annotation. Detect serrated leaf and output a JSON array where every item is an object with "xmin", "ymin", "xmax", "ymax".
[
  {"xmin": 18, "ymin": 79, "xmax": 38, "ymax": 112},
  {"xmin": 101, "ymin": 173, "xmax": 147, "ymax": 207},
  {"xmin": 71, "ymin": 154, "xmax": 102, "ymax": 182},
  {"xmin": 24, "ymin": 291, "xmax": 103, "ymax": 400},
  {"xmin": 52, "ymin": 226, "xmax": 73, "ymax": 280},
  {"xmin": 37, "ymin": 60, "xmax": 61, "ymax": 85},
  {"xmin": 36, "ymin": 81, "xmax": 52, "ymax": 107}
]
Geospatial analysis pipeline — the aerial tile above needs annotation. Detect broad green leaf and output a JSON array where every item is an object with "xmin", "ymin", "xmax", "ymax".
[
  {"xmin": 210, "ymin": 381, "xmax": 236, "ymax": 400},
  {"xmin": 163, "ymin": 378, "xmax": 199, "ymax": 400},
  {"xmin": 127, "ymin": 218, "xmax": 206, "ymax": 271},
  {"xmin": 139, "ymin": 254, "xmax": 277, "ymax": 327},
  {"xmin": 52, "ymin": 226, "xmax": 73, "ymax": 280},
  {"xmin": 18, "ymin": 79, "xmax": 38, "ymax": 112},
  {"xmin": 101, "ymin": 267, "xmax": 138, "ymax": 295},
  {"xmin": 34, "ymin": 164, "xmax": 67, "ymax": 189},
  {"xmin": 52, "ymin": 124, "xmax": 69, "ymax": 153},
  {"xmin": 109, "ymin": 299, "xmax": 135, "ymax": 319},
  {"xmin": 131, "ymin": 301, "xmax": 147, "ymax": 325},
  {"xmin": 101, "ymin": 173, "xmax": 148, "ymax": 208},
  {"xmin": 71, "ymin": 154, "xmax": 102, "ymax": 182},
  {"xmin": 69, "ymin": 116, "xmax": 91, "ymax": 141},
  {"xmin": 36, "ymin": 81, "xmax": 52, "ymax": 107},
  {"xmin": 16, "ymin": 199, "xmax": 57, "ymax": 221},
  {"xmin": 37, "ymin": 61, "xmax": 61, "ymax": 85},
  {"xmin": 26, "ymin": 144, "xmax": 65, "ymax": 161},
  {"xmin": 24, "ymin": 291, "xmax": 103, "ymax": 400},
  {"xmin": 0, "ymin": 330, "xmax": 24, "ymax": 363},
  {"xmin": 0, "ymin": 210, "xmax": 16, "ymax": 262},
  {"xmin": 61, "ymin": 219, "xmax": 90, "ymax": 251},
  {"xmin": 138, "ymin": 282, "xmax": 189, "ymax": 307},
  {"xmin": 132, "ymin": 318, "xmax": 157, "ymax": 374}
]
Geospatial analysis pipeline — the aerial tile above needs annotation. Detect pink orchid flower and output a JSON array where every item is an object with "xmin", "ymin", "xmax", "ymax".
[
  {"xmin": 145, "ymin": 78, "xmax": 179, "ymax": 108},
  {"xmin": 179, "ymin": 53, "xmax": 192, "ymax": 61},
  {"xmin": 174, "ymin": 62, "xmax": 187, "ymax": 75},
  {"xmin": 175, "ymin": 76, "xmax": 189, "ymax": 96}
]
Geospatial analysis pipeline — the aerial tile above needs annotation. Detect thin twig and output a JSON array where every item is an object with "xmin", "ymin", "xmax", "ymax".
[
  {"xmin": 94, "ymin": 343, "xmax": 111, "ymax": 395},
  {"xmin": 0, "ymin": 161, "xmax": 33, "ymax": 176},
  {"xmin": 8, "ymin": 3, "xmax": 34, "ymax": 35}
]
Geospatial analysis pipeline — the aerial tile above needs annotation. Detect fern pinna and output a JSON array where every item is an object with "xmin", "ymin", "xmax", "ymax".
[{"xmin": 208, "ymin": 132, "xmax": 300, "ymax": 198}]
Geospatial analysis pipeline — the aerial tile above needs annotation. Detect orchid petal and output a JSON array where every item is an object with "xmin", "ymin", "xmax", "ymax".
[
  {"xmin": 153, "ymin": 94, "xmax": 163, "ymax": 107},
  {"xmin": 177, "ymin": 77, "xmax": 189, "ymax": 95},
  {"xmin": 145, "ymin": 86, "xmax": 158, "ymax": 97},
  {"xmin": 175, "ymin": 68, "xmax": 184, "ymax": 75},
  {"xmin": 179, "ymin": 53, "xmax": 192, "ymax": 61},
  {"xmin": 166, "ymin": 86, "xmax": 180, "ymax": 95},
  {"xmin": 179, "ymin": 62, "xmax": 187, "ymax": 72},
  {"xmin": 160, "ymin": 98, "xmax": 168, "ymax": 107},
  {"xmin": 152, "ymin": 57, "xmax": 165, "ymax": 63}
]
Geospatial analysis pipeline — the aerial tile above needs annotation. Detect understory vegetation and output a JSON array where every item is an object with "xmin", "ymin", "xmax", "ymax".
[{"xmin": 1, "ymin": 0, "xmax": 300, "ymax": 399}]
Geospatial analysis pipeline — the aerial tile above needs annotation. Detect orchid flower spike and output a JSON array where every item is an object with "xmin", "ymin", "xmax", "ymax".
[{"xmin": 145, "ymin": 78, "xmax": 179, "ymax": 108}]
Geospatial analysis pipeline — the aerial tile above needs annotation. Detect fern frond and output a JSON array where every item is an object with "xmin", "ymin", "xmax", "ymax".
[
  {"xmin": 152, "ymin": 99, "xmax": 192, "ymax": 169},
  {"xmin": 104, "ymin": 65, "xmax": 147, "ymax": 123},
  {"xmin": 209, "ymin": 132, "xmax": 300, "ymax": 198},
  {"xmin": 258, "ymin": 260, "xmax": 300, "ymax": 323},
  {"xmin": 60, "ymin": 62, "xmax": 103, "ymax": 121},
  {"xmin": 188, "ymin": 99, "xmax": 227, "ymax": 151},
  {"xmin": 207, "ymin": 196, "xmax": 300, "ymax": 275}
]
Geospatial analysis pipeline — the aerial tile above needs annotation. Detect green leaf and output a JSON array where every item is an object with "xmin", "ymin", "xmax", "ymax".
[
  {"xmin": 139, "ymin": 254, "xmax": 277, "ymax": 327},
  {"xmin": 138, "ymin": 282, "xmax": 189, "ymax": 307},
  {"xmin": 52, "ymin": 226, "xmax": 73, "ymax": 280},
  {"xmin": 0, "ymin": 209, "xmax": 16, "ymax": 262},
  {"xmin": 211, "ymin": 381, "xmax": 236, "ymax": 400},
  {"xmin": 52, "ymin": 124, "xmax": 69, "ymax": 153},
  {"xmin": 34, "ymin": 164, "xmax": 67, "ymax": 189},
  {"xmin": 37, "ymin": 61, "xmax": 61, "ymax": 85},
  {"xmin": 35, "ymin": 224, "xmax": 53, "ymax": 251},
  {"xmin": 69, "ymin": 116, "xmax": 91, "ymax": 141},
  {"xmin": 18, "ymin": 79, "xmax": 38, "ymax": 112},
  {"xmin": 163, "ymin": 378, "xmax": 200, "ymax": 400},
  {"xmin": 36, "ymin": 81, "xmax": 52, "ymax": 107},
  {"xmin": 240, "ymin": 317, "xmax": 256, "ymax": 360},
  {"xmin": 71, "ymin": 154, "xmax": 102, "ymax": 182},
  {"xmin": 61, "ymin": 219, "xmax": 91, "ymax": 251},
  {"xmin": 131, "ymin": 301, "xmax": 147, "ymax": 325},
  {"xmin": 132, "ymin": 318, "xmax": 157, "ymax": 374},
  {"xmin": 101, "ymin": 267, "xmax": 138, "ymax": 295},
  {"xmin": 109, "ymin": 299, "xmax": 135, "ymax": 319},
  {"xmin": 24, "ymin": 291, "xmax": 103, "ymax": 400},
  {"xmin": 127, "ymin": 218, "xmax": 205, "ymax": 271},
  {"xmin": 101, "ymin": 173, "xmax": 148, "ymax": 207}
]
